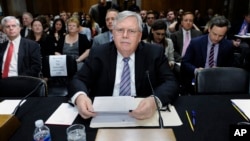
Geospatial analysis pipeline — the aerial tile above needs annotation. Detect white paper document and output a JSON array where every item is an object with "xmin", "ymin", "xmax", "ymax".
[
  {"xmin": 231, "ymin": 99, "xmax": 250, "ymax": 120},
  {"xmin": 45, "ymin": 103, "xmax": 78, "ymax": 125},
  {"xmin": 49, "ymin": 55, "xmax": 67, "ymax": 76},
  {"xmin": 0, "ymin": 99, "xmax": 26, "ymax": 114},
  {"xmin": 90, "ymin": 96, "xmax": 183, "ymax": 128}
]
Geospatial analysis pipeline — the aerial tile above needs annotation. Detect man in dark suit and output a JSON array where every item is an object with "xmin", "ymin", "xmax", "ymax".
[
  {"xmin": 92, "ymin": 9, "xmax": 118, "ymax": 48},
  {"xmin": 69, "ymin": 11, "xmax": 178, "ymax": 120},
  {"xmin": 20, "ymin": 12, "xmax": 33, "ymax": 37},
  {"xmin": 0, "ymin": 16, "xmax": 41, "ymax": 78},
  {"xmin": 141, "ymin": 10, "xmax": 156, "ymax": 40},
  {"xmin": 170, "ymin": 12, "xmax": 203, "ymax": 62},
  {"xmin": 181, "ymin": 16, "xmax": 234, "ymax": 94}
]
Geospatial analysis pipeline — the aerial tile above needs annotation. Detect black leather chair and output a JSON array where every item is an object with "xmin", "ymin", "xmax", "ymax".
[
  {"xmin": 42, "ymin": 55, "xmax": 78, "ymax": 96},
  {"xmin": 0, "ymin": 76, "xmax": 47, "ymax": 97},
  {"xmin": 195, "ymin": 67, "xmax": 249, "ymax": 95}
]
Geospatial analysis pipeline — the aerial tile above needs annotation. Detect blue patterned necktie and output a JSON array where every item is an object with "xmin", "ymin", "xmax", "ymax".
[
  {"xmin": 119, "ymin": 57, "xmax": 131, "ymax": 96},
  {"xmin": 209, "ymin": 44, "xmax": 215, "ymax": 67}
]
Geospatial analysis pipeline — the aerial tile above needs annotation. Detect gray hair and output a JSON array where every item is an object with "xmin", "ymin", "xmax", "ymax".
[
  {"xmin": 113, "ymin": 11, "xmax": 143, "ymax": 32},
  {"xmin": 1, "ymin": 16, "xmax": 21, "ymax": 27}
]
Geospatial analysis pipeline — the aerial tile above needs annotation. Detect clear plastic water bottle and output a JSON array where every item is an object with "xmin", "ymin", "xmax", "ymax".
[{"xmin": 33, "ymin": 119, "xmax": 52, "ymax": 141}]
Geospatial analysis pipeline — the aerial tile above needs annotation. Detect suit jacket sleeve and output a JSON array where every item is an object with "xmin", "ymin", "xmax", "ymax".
[{"xmin": 18, "ymin": 38, "xmax": 41, "ymax": 77}]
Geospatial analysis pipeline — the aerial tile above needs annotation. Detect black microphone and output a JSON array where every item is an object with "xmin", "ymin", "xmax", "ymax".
[
  {"xmin": 146, "ymin": 70, "xmax": 164, "ymax": 128},
  {"xmin": 12, "ymin": 81, "xmax": 44, "ymax": 115}
]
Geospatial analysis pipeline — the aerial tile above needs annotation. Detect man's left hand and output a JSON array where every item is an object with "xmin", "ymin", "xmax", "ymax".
[{"xmin": 129, "ymin": 96, "xmax": 157, "ymax": 120}]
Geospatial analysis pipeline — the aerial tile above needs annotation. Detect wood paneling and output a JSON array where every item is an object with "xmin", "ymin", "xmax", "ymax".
[{"xmin": 141, "ymin": 0, "xmax": 224, "ymax": 16}]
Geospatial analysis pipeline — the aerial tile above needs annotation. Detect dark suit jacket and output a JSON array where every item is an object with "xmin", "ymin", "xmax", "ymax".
[
  {"xmin": 170, "ymin": 29, "xmax": 203, "ymax": 62},
  {"xmin": 20, "ymin": 27, "xmax": 31, "ymax": 37},
  {"xmin": 69, "ymin": 42, "xmax": 178, "ymax": 105},
  {"xmin": 0, "ymin": 37, "xmax": 41, "ymax": 78},
  {"xmin": 92, "ymin": 31, "xmax": 110, "ymax": 48},
  {"xmin": 141, "ymin": 24, "xmax": 149, "ymax": 40},
  {"xmin": 181, "ymin": 34, "xmax": 234, "ymax": 78}
]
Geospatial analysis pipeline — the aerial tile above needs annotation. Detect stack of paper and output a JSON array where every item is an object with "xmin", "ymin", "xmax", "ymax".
[
  {"xmin": 231, "ymin": 99, "xmax": 250, "ymax": 120},
  {"xmin": 90, "ymin": 96, "xmax": 183, "ymax": 128}
]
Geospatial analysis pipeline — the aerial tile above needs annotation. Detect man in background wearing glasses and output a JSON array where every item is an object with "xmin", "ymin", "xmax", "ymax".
[{"xmin": 69, "ymin": 11, "xmax": 178, "ymax": 120}]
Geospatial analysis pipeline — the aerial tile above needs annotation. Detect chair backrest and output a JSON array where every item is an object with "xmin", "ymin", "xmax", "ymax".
[
  {"xmin": 42, "ymin": 55, "xmax": 77, "ymax": 78},
  {"xmin": 195, "ymin": 67, "xmax": 249, "ymax": 95},
  {"xmin": 0, "ymin": 76, "xmax": 47, "ymax": 97}
]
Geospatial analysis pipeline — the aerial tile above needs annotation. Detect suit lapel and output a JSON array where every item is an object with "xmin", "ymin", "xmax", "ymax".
[
  {"xmin": 0, "ymin": 42, "xmax": 8, "ymax": 72},
  {"xmin": 201, "ymin": 35, "xmax": 209, "ymax": 65},
  {"xmin": 108, "ymin": 43, "xmax": 117, "ymax": 92},
  {"xmin": 135, "ymin": 43, "xmax": 145, "ymax": 92},
  {"xmin": 18, "ymin": 38, "xmax": 25, "ymax": 73},
  {"xmin": 217, "ymin": 40, "xmax": 226, "ymax": 66}
]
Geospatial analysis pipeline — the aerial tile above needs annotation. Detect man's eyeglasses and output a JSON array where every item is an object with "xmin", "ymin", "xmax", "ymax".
[{"xmin": 114, "ymin": 28, "xmax": 139, "ymax": 36}]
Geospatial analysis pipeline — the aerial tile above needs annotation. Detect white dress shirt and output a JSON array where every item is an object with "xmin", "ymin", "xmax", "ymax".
[{"xmin": 2, "ymin": 35, "xmax": 21, "ymax": 77}]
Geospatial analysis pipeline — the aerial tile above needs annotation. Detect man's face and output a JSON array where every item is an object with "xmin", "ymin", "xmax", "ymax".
[
  {"xmin": 181, "ymin": 14, "xmax": 194, "ymax": 30},
  {"xmin": 3, "ymin": 19, "xmax": 21, "ymax": 40},
  {"xmin": 208, "ymin": 25, "xmax": 227, "ymax": 44},
  {"xmin": 146, "ymin": 14, "xmax": 155, "ymax": 26},
  {"xmin": 105, "ymin": 11, "xmax": 118, "ymax": 31},
  {"xmin": 60, "ymin": 12, "xmax": 67, "ymax": 21},
  {"xmin": 167, "ymin": 11, "xmax": 175, "ymax": 22},
  {"xmin": 245, "ymin": 15, "xmax": 250, "ymax": 23},
  {"xmin": 140, "ymin": 10, "xmax": 147, "ymax": 21},
  {"xmin": 22, "ymin": 14, "xmax": 32, "ymax": 27},
  {"xmin": 113, "ymin": 16, "xmax": 142, "ymax": 56}
]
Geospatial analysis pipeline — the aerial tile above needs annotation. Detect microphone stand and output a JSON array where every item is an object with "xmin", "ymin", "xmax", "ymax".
[
  {"xmin": 146, "ymin": 71, "xmax": 164, "ymax": 128},
  {"xmin": 12, "ymin": 82, "xmax": 43, "ymax": 115}
]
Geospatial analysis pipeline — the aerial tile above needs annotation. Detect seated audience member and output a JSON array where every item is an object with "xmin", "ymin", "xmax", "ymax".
[
  {"xmin": 140, "ymin": 10, "xmax": 147, "ymax": 24},
  {"xmin": 143, "ymin": 19, "xmax": 175, "ymax": 69},
  {"xmin": 27, "ymin": 18, "xmax": 55, "ymax": 79},
  {"xmin": 82, "ymin": 14, "xmax": 101, "ymax": 38},
  {"xmin": 181, "ymin": 16, "xmax": 234, "ymax": 95},
  {"xmin": 68, "ymin": 11, "xmax": 178, "ymax": 120},
  {"xmin": 20, "ymin": 12, "xmax": 33, "ymax": 37},
  {"xmin": 171, "ymin": 11, "xmax": 203, "ymax": 62},
  {"xmin": 228, "ymin": 12, "xmax": 250, "ymax": 67},
  {"xmin": 165, "ymin": 9, "xmax": 177, "ymax": 37},
  {"xmin": 0, "ymin": 17, "xmax": 8, "ymax": 43},
  {"xmin": 92, "ymin": 9, "xmax": 118, "ymax": 47},
  {"xmin": 27, "ymin": 18, "xmax": 55, "ymax": 58},
  {"xmin": 55, "ymin": 17, "xmax": 91, "ymax": 69},
  {"xmin": 141, "ymin": 10, "xmax": 156, "ymax": 40},
  {"xmin": 0, "ymin": 16, "xmax": 41, "ymax": 78},
  {"xmin": 49, "ymin": 18, "xmax": 66, "ymax": 52},
  {"xmin": 79, "ymin": 25, "xmax": 92, "ymax": 41}
]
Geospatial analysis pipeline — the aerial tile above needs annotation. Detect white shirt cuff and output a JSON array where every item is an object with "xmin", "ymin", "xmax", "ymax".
[{"xmin": 71, "ymin": 91, "xmax": 87, "ymax": 105}]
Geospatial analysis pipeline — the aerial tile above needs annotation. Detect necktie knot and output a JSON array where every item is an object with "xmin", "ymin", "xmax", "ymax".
[{"xmin": 123, "ymin": 57, "xmax": 130, "ymax": 63}]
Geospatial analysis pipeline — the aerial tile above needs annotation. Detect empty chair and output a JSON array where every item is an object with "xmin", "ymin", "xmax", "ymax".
[
  {"xmin": 0, "ymin": 76, "xmax": 47, "ymax": 97},
  {"xmin": 195, "ymin": 67, "xmax": 249, "ymax": 95},
  {"xmin": 42, "ymin": 55, "xmax": 77, "ymax": 96}
]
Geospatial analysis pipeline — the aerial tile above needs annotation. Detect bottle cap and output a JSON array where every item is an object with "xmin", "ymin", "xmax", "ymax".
[{"xmin": 35, "ymin": 119, "xmax": 44, "ymax": 128}]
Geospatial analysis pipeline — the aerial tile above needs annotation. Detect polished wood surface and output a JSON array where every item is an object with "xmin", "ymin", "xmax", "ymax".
[{"xmin": 95, "ymin": 129, "xmax": 176, "ymax": 141}]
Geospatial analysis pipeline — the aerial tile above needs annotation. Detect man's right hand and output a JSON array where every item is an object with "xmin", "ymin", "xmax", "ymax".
[{"xmin": 75, "ymin": 94, "xmax": 96, "ymax": 119}]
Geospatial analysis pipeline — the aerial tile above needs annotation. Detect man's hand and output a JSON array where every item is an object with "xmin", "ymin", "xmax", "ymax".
[
  {"xmin": 129, "ymin": 96, "xmax": 157, "ymax": 120},
  {"xmin": 75, "ymin": 94, "xmax": 96, "ymax": 119}
]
